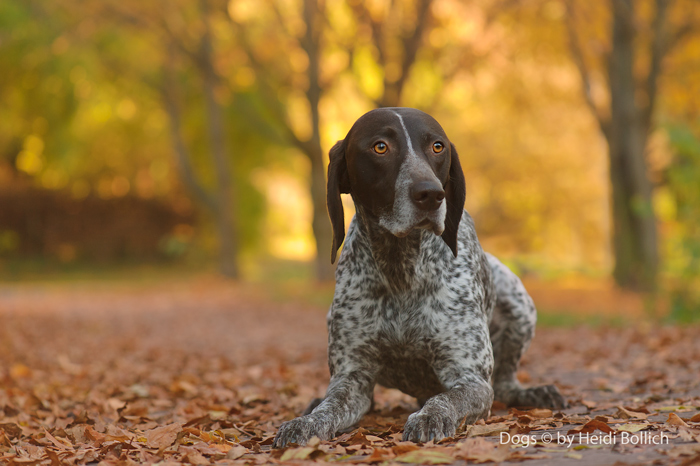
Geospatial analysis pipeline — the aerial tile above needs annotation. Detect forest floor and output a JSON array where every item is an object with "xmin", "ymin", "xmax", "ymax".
[{"xmin": 1, "ymin": 275, "xmax": 699, "ymax": 465}]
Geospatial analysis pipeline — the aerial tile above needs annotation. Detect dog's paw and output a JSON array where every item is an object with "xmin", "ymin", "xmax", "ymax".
[
  {"xmin": 509, "ymin": 384, "xmax": 568, "ymax": 410},
  {"xmin": 402, "ymin": 409, "xmax": 456, "ymax": 443},
  {"xmin": 272, "ymin": 415, "xmax": 332, "ymax": 449}
]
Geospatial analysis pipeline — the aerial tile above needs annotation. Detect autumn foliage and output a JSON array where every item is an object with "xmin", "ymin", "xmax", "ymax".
[{"xmin": 1, "ymin": 280, "xmax": 699, "ymax": 465}]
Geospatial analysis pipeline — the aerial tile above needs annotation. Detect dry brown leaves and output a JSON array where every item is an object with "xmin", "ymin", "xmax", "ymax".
[{"xmin": 1, "ymin": 281, "xmax": 700, "ymax": 465}]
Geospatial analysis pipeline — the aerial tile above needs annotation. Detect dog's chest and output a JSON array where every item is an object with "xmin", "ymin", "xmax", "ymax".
[{"xmin": 367, "ymin": 294, "xmax": 449, "ymax": 398}]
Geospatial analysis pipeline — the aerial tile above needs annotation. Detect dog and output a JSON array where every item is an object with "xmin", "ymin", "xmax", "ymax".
[{"xmin": 273, "ymin": 107, "xmax": 567, "ymax": 448}]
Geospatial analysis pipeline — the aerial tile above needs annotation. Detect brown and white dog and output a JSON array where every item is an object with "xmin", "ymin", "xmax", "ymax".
[{"xmin": 273, "ymin": 107, "xmax": 567, "ymax": 448}]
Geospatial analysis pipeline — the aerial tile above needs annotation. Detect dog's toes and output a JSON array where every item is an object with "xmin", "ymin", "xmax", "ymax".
[
  {"xmin": 510, "ymin": 384, "xmax": 568, "ymax": 410},
  {"xmin": 273, "ymin": 415, "xmax": 331, "ymax": 449},
  {"xmin": 402, "ymin": 410, "xmax": 455, "ymax": 443}
]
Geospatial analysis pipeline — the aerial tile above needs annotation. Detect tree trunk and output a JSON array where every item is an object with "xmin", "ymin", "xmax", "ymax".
[
  {"xmin": 302, "ymin": 0, "xmax": 335, "ymax": 281},
  {"xmin": 202, "ymin": 74, "xmax": 238, "ymax": 278},
  {"xmin": 607, "ymin": 0, "xmax": 658, "ymax": 291},
  {"xmin": 200, "ymin": 0, "xmax": 238, "ymax": 278}
]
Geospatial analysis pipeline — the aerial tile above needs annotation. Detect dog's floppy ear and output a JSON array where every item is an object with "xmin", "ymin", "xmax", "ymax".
[
  {"xmin": 442, "ymin": 142, "xmax": 466, "ymax": 257},
  {"xmin": 327, "ymin": 139, "xmax": 351, "ymax": 264}
]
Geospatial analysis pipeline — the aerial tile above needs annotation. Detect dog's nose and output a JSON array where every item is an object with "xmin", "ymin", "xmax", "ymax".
[{"xmin": 410, "ymin": 181, "xmax": 445, "ymax": 211}]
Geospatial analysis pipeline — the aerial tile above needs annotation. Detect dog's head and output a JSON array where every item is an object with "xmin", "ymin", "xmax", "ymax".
[{"xmin": 327, "ymin": 107, "xmax": 466, "ymax": 263}]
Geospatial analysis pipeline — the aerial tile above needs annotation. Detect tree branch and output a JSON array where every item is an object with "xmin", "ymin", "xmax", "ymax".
[
  {"xmin": 564, "ymin": 0, "xmax": 611, "ymax": 139},
  {"xmin": 348, "ymin": 2, "xmax": 387, "ymax": 68},
  {"xmin": 395, "ymin": 0, "xmax": 433, "ymax": 94},
  {"xmin": 229, "ymin": 18, "xmax": 313, "ymax": 157}
]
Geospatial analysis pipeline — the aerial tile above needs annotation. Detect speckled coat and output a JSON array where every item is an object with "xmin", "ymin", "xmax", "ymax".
[{"xmin": 273, "ymin": 108, "xmax": 566, "ymax": 448}]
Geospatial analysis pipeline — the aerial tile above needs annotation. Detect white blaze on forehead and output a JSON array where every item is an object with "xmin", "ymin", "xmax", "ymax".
[
  {"xmin": 377, "ymin": 111, "xmax": 446, "ymax": 236},
  {"xmin": 394, "ymin": 111, "xmax": 419, "ymax": 161}
]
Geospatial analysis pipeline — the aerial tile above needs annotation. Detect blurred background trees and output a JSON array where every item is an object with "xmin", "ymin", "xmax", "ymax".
[{"xmin": 1, "ymin": 0, "xmax": 699, "ymax": 313}]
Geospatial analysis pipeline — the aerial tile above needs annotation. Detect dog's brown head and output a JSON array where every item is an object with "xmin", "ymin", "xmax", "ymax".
[{"xmin": 327, "ymin": 107, "xmax": 466, "ymax": 263}]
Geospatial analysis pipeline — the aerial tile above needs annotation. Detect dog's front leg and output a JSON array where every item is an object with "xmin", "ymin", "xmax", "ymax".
[
  {"xmin": 404, "ymin": 323, "xmax": 495, "ymax": 443},
  {"xmin": 273, "ymin": 370, "xmax": 373, "ymax": 448},
  {"xmin": 403, "ymin": 372, "xmax": 493, "ymax": 443}
]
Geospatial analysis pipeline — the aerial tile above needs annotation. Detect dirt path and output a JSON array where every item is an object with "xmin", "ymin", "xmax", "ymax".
[{"xmin": 1, "ymin": 278, "xmax": 699, "ymax": 465}]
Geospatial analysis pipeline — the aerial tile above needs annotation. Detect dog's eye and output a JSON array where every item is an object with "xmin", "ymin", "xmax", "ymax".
[
  {"xmin": 433, "ymin": 142, "xmax": 444, "ymax": 153},
  {"xmin": 373, "ymin": 142, "xmax": 388, "ymax": 154}
]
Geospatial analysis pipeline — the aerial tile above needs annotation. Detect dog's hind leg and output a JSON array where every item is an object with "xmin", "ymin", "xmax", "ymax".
[
  {"xmin": 302, "ymin": 398, "xmax": 324, "ymax": 416},
  {"xmin": 486, "ymin": 254, "xmax": 568, "ymax": 409}
]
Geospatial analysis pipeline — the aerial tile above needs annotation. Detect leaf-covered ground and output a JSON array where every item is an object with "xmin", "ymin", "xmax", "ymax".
[{"xmin": 1, "ymin": 278, "xmax": 699, "ymax": 465}]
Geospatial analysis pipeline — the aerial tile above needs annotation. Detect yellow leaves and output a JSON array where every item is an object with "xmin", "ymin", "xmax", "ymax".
[
  {"xmin": 395, "ymin": 449, "xmax": 454, "ymax": 464},
  {"xmin": 115, "ymin": 98, "xmax": 137, "ymax": 120},
  {"xmin": 15, "ymin": 135, "xmax": 45, "ymax": 175},
  {"xmin": 656, "ymin": 405, "xmax": 695, "ymax": 412},
  {"xmin": 286, "ymin": 92, "xmax": 313, "ymax": 142},
  {"xmin": 353, "ymin": 47, "xmax": 383, "ymax": 102},
  {"xmin": 616, "ymin": 423, "xmax": 649, "ymax": 433},
  {"xmin": 9, "ymin": 363, "xmax": 31, "ymax": 380},
  {"xmin": 227, "ymin": 0, "xmax": 260, "ymax": 23}
]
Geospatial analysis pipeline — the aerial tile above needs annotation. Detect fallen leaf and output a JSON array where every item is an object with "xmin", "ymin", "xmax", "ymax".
[
  {"xmin": 9, "ymin": 363, "xmax": 31, "ymax": 379},
  {"xmin": 691, "ymin": 413, "xmax": 700, "ymax": 423},
  {"xmin": 359, "ymin": 447, "xmax": 394, "ymax": 463},
  {"xmin": 568, "ymin": 420, "xmax": 614, "ymax": 435},
  {"xmin": 581, "ymin": 400, "xmax": 597, "ymax": 409},
  {"xmin": 616, "ymin": 406, "xmax": 648, "ymax": 420},
  {"xmin": 455, "ymin": 437, "xmax": 512, "ymax": 463},
  {"xmin": 616, "ymin": 423, "xmax": 649, "ymax": 433},
  {"xmin": 512, "ymin": 408, "xmax": 552, "ymax": 419},
  {"xmin": 182, "ymin": 451, "xmax": 209, "ymax": 465},
  {"xmin": 665, "ymin": 444, "xmax": 700, "ymax": 459},
  {"xmin": 667, "ymin": 413, "xmax": 690, "ymax": 428},
  {"xmin": 392, "ymin": 443, "xmax": 420, "ymax": 455},
  {"xmin": 467, "ymin": 422, "xmax": 511, "ymax": 437},
  {"xmin": 144, "ymin": 422, "xmax": 182, "ymax": 449},
  {"xmin": 657, "ymin": 405, "xmax": 693, "ymax": 412},
  {"xmin": 0, "ymin": 423, "xmax": 23, "ymax": 439},
  {"xmin": 280, "ymin": 446, "xmax": 316, "ymax": 461},
  {"xmin": 395, "ymin": 449, "xmax": 454, "ymax": 464},
  {"xmin": 678, "ymin": 428, "xmax": 698, "ymax": 442}
]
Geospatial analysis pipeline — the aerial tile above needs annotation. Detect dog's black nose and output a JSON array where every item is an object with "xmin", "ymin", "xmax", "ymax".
[{"xmin": 410, "ymin": 181, "xmax": 445, "ymax": 211}]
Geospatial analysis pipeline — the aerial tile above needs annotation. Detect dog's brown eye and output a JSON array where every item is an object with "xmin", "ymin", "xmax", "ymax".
[
  {"xmin": 433, "ymin": 142, "xmax": 444, "ymax": 153},
  {"xmin": 373, "ymin": 142, "xmax": 388, "ymax": 154}
]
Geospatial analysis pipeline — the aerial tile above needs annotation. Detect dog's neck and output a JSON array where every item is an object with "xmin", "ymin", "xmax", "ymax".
[{"xmin": 354, "ymin": 205, "xmax": 433, "ymax": 291}]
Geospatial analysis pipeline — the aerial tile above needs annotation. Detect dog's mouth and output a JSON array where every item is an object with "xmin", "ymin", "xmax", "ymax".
[
  {"xmin": 393, "ymin": 217, "xmax": 445, "ymax": 238},
  {"xmin": 417, "ymin": 218, "xmax": 445, "ymax": 236}
]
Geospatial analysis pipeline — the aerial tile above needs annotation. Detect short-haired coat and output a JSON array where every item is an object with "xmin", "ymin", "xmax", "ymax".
[{"xmin": 273, "ymin": 107, "xmax": 566, "ymax": 448}]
